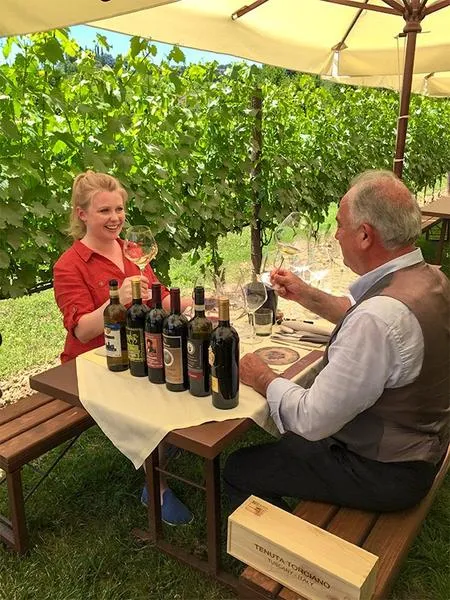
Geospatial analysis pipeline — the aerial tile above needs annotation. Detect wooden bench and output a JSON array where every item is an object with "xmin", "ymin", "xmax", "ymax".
[
  {"xmin": 0, "ymin": 392, "xmax": 94, "ymax": 554},
  {"xmin": 237, "ymin": 447, "xmax": 450, "ymax": 600},
  {"xmin": 421, "ymin": 215, "xmax": 442, "ymax": 238}
]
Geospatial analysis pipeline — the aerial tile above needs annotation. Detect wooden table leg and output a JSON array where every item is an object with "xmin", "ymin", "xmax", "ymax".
[
  {"xmin": 145, "ymin": 448, "xmax": 162, "ymax": 542},
  {"xmin": 204, "ymin": 455, "xmax": 221, "ymax": 576},
  {"xmin": 435, "ymin": 219, "xmax": 449, "ymax": 265}
]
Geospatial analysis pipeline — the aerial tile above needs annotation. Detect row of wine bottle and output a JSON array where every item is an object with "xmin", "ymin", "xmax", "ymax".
[{"xmin": 103, "ymin": 278, "xmax": 240, "ymax": 409}]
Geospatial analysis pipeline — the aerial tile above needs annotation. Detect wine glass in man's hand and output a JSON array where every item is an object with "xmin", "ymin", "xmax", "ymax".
[
  {"xmin": 273, "ymin": 212, "xmax": 313, "ymax": 273},
  {"xmin": 123, "ymin": 225, "xmax": 158, "ymax": 274}
]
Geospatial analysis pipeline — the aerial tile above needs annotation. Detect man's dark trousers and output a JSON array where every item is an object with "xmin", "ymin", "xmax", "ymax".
[{"xmin": 223, "ymin": 432, "xmax": 438, "ymax": 513}]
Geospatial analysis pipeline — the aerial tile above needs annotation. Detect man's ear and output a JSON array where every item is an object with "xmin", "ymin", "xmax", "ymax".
[{"xmin": 360, "ymin": 223, "xmax": 374, "ymax": 250}]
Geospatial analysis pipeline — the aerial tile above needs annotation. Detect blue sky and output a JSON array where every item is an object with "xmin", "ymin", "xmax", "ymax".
[{"xmin": 72, "ymin": 25, "xmax": 248, "ymax": 65}]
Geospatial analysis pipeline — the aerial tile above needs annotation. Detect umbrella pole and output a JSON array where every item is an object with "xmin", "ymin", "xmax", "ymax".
[{"xmin": 393, "ymin": 10, "xmax": 422, "ymax": 179}]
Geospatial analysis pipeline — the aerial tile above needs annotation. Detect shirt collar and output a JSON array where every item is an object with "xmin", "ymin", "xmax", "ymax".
[
  {"xmin": 73, "ymin": 238, "xmax": 124, "ymax": 263},
  {"xmin": 349, "ymin": 248, "xmax": 424, "ymax": 302}
]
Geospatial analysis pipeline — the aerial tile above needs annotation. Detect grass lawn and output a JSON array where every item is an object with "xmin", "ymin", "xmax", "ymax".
[
  {"xmin": 0, "ymin": 224, "xmax": 449, "ymax": 600},
  {"xmin": 0, "ymin": 425, "xmax": 449, "ymax": 600}
]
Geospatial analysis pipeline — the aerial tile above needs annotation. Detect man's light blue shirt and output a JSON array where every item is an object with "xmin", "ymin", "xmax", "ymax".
[{"xmin": 266, "ymin": 249, "xmax": 425, "ymax": 439}]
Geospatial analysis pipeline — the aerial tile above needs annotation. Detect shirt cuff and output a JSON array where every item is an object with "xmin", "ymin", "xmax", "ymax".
[{"xmin": 266, "ymin": 378, "xmax": 300, "ymax": 435}]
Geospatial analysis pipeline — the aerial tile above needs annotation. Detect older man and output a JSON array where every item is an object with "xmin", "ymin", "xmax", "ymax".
[{"xmin": 224, "ymin": 170, "xmax": 449, "ymax": 513}]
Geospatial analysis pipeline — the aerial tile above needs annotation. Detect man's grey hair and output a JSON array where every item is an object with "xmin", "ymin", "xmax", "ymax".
[{"xmin": 348, "ymin": 170, "xmax": 422, "ymax": 250}]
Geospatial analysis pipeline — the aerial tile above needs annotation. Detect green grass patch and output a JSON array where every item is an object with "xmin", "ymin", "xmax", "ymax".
[
  {"xmin": 0, "ymin": 427, "xmax": 239, "ymax": 600},
  {"xmin": 0, "ymin": 427, "xmax": 449, "ymax": 599},
  {"xmin": 0, "ymin": 291, "xmax": 66, "ymax": 379}
]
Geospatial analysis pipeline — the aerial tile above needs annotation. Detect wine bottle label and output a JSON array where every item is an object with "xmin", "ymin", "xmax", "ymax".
[
  {"xmin": 145, "ymin": 332, "xmax": 163, "ymax": 369},
  {"xmin": 163, "ymin": 334, "xmax": 183, "ymax": 384},
  {"xmin": 127, "ymin": 327, "xmax": 145, "ymax": 364},
  {"xmin": 104, "ymin": 324, "xmax": 123, "ymax": 357},
  {"xmin": 187, "ymin": 339, "xmax": 204, "ymax": 380},
  {"xmin": 211, "ymin": 375, "xmax": 219, "ymax": 393},
  {"xmin": 209, "ymin": 347, "xmax": 215, "ymax": 367}
]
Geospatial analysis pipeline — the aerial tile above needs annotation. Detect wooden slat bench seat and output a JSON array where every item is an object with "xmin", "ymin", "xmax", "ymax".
[
  {"xmin": 237, "ymin": 447, "xmax": 450, "ymax": 600},
  {"xmin": 0, "ymin": 392, "xmax": 94, "ymax": 554},
  {"xmin": 420, "ymin": 215, "xmax": 441, "ymax": 235}
]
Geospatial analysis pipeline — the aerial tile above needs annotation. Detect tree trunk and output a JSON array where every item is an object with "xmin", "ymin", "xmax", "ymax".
[{"xmin": 250, "ymin": 88, "xmax": 263, "ymax": 276}]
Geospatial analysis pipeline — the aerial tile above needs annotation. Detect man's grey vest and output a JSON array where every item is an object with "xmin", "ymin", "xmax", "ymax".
[{"xmin": 321, "ymin": 261, "xmax": 449, "ymax": 465}]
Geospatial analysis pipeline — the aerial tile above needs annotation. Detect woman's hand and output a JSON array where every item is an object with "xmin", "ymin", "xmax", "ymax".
[
  {"xmin": 119, "ymin": 275, "xmax": 149, "ymax": 306},
  {"xmin": 270, "ymin": 268, "xmax": 310, "ymax": 303}
]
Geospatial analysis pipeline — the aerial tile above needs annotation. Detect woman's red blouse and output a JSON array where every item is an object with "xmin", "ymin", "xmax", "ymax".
[{"xmin": 54, "ymin": 238, "xmax": 168, "ymax": 362}]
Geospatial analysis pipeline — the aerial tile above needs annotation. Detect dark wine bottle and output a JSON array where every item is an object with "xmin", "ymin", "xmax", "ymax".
[
  {"xmin": 126, "ymin": 277, "xmax": 149, "ymax": 377},
  {"xmin": 187, "ymin": 286, "xmax": 213, "ymax": 397},
  {"xmin": 163, "ymin": 288, "xmax": 188, "ymax": 392},
  {"xmin": 145, "ymin": 283, "xmax": 167, "ymax": 384},
  {"xmin": 210, "ymin": 297, "xmax": 239, "ymax": 409},
  {"xmin": 103, "ymin": 279, "xmax": 128, "ymax": 372},
  {"xmin": 260, "ymin": 286, "xmax": 278, "ymax": 324}
]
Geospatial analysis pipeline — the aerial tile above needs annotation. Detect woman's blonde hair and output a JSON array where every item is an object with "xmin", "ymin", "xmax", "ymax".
[{"xmin": 68, "ymin": 170, "xmax": 128, "ymax": 239}]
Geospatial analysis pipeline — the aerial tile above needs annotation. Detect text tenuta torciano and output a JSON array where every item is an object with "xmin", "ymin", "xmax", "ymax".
[{"xmin": 254, "ymin": 543, "xmax": 331, "ymax": 589}]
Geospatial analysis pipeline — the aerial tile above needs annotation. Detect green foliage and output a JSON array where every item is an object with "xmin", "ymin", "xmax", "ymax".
[{"xmin": 0, "ymin": 30, "xmax": 449, "ymax": 297}]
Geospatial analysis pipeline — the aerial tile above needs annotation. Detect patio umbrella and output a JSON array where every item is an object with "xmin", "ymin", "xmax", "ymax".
[
  {"xmin": 91, "ymin": 0, "xmax": 450, "ymax": 178},
  {"xmin": 0, "ymin": 0, "xmax": 178, "ymax": 38},
  {"xmin": 3, "ymin": 1, "xmax": 450, "ymax": 176}
]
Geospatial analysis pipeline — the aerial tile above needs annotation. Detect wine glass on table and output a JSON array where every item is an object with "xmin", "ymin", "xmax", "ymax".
[
  {"xmin": 188, "ymin": 271, "xmax": 220, "ymax": 322},
  {"xmin": 324, "ymin": 230, "xmax": 348, "ymax": 294},
  {"xmin": 305, "ymin": 229, "xmax": 331, "ymax": 291},
  {"xmin": 214, "ymin": 268, "xmax": 247, "ymax": 325},
  {"xmin": 240, "ymin": 269, "xmax": 268, "ymax": 346},
  {"xmin": 123, "ymin": 226, "xmax": 158, "ymax": 296}
]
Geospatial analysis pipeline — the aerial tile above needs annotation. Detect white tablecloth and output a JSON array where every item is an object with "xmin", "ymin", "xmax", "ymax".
[{"xmin": 76, "ymin": 341, "xmax": 323, "ymax": 469}]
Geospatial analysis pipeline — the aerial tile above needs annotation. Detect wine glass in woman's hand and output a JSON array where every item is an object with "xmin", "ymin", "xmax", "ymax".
[{"xmin": 123, "ymin": 225, "xmax": 158, "ymax": 274}]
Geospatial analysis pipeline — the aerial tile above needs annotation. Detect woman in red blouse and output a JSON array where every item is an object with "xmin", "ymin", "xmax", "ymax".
[
  {"xmin": 54, "ymin": 170, "xmax": 192, "ymax": 525},
  {"xmin": 54, "ymin": 171, "xmax": 169, "ymax": 362}
]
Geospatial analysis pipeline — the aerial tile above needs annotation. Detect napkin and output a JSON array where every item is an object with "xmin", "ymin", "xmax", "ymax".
[
  {"xmin": 271, "ymin": 319, "xmax": 334, "ymax": 346},
  {"xmin": 280, "ymin": 320, "xmax": 334, "ymax": 337},
  {"xmin": 271, "ymin": 333, "xmax": 330, "ymax": 346}
]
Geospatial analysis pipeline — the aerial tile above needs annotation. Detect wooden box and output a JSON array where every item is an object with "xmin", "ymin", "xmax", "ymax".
[{"xmin": 227, "ymin": 496, "xmax": 378, "ymax": 600}]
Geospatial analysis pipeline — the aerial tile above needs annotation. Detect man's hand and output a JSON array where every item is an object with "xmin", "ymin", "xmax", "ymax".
[
  {"xmin": 240, "ymin": 353, "xmax": 278, "ymax": 396},
  {"xmin": 271, "ymin": 267, "xmax": 351, "ymax": 324},
  {"xmin": 270, "ymin": 268, "xmax": 311, "ymax": 303}
]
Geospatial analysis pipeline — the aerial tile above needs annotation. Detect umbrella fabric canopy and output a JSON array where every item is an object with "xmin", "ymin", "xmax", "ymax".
[
  {"xmin": 91, "ymin": 0, "xmax": 450, "ymax": 78},
  {"xmin": 0, "ymin": 0, "xmax": 177, "ymax": 38},
  {"xmin": 327, "ymin": 72, "xmax": 450, "ymax": 98}
]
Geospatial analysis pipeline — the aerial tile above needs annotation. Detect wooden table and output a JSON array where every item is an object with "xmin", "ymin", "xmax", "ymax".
[
  {"xmin": 421, "ymin": 195, "xmax": 450, "ymax": 264},
  {"xmin": 30, "ymin": 351, "xmax": 323, "ymax": 591}
]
